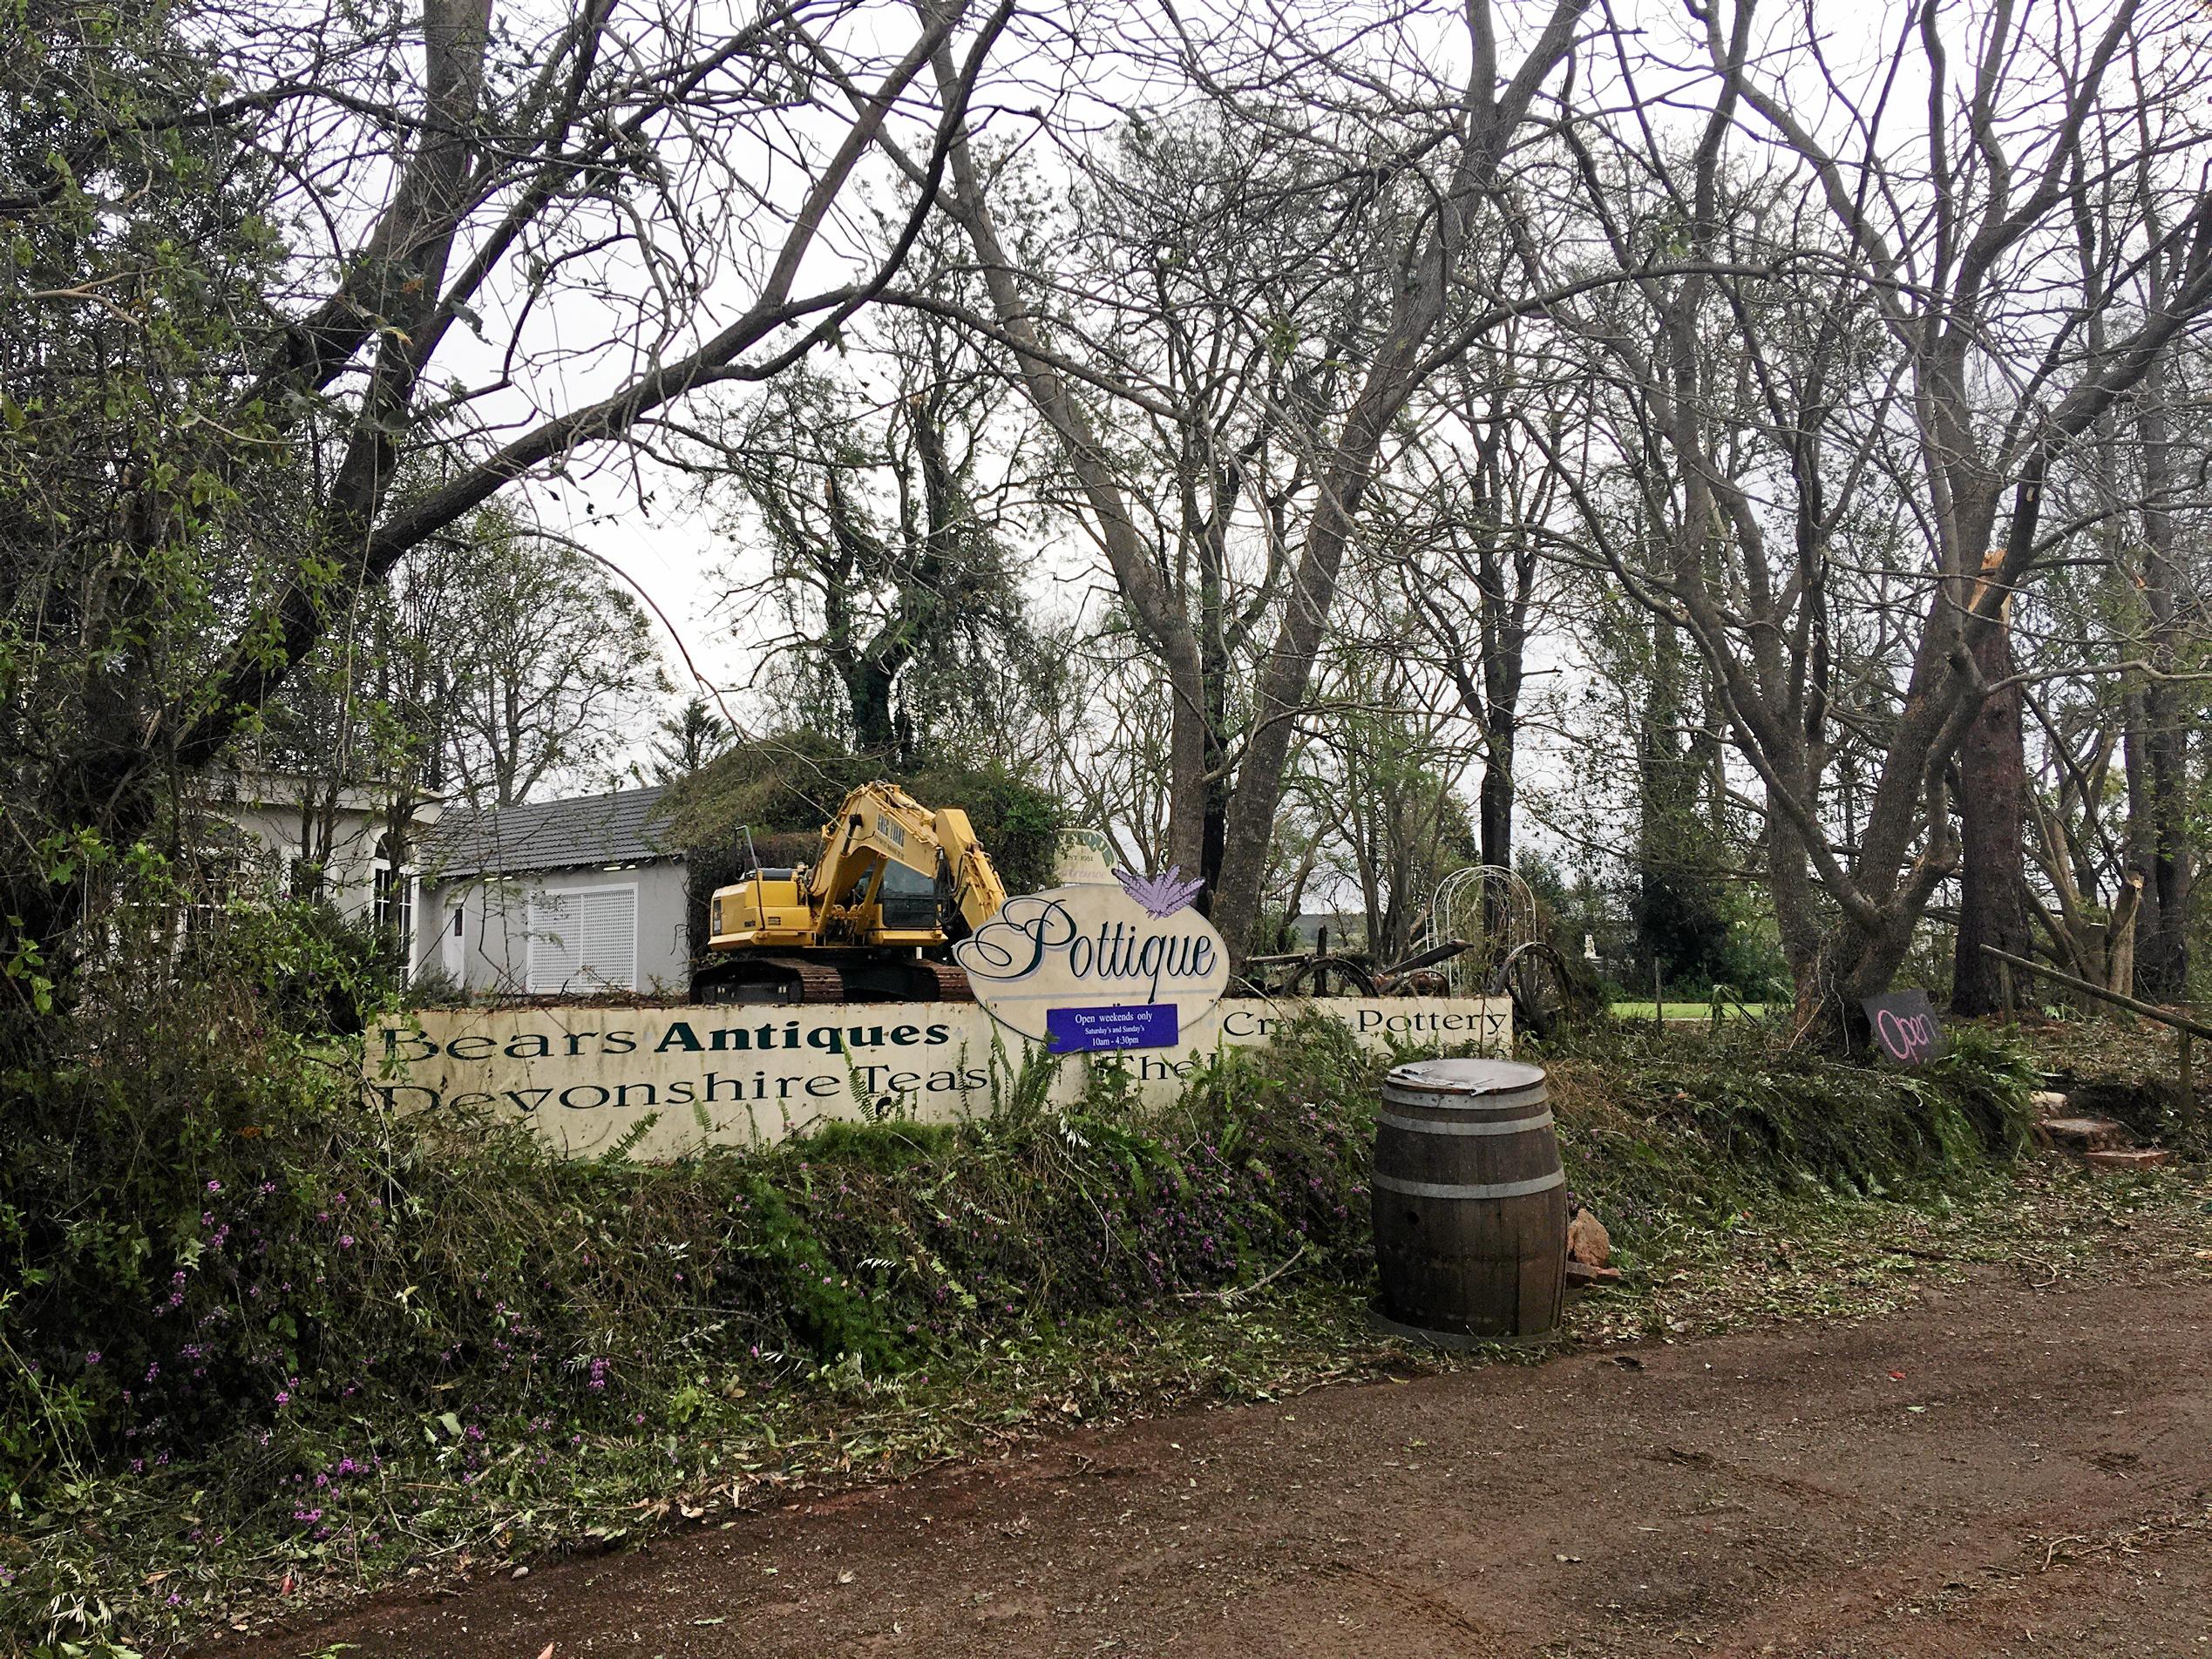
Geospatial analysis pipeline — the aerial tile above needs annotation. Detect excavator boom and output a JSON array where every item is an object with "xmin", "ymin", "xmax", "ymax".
[{"xmin": 932, "ymin": 806, "xmax": 1008, "ymax": 932}]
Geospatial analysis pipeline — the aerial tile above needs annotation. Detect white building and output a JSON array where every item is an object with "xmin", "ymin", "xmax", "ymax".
[
  {"xmin": 414, "ymin": 785, "xmax": 691, "ymax": 997},
  {"xmin": 197, "ymin": 769, "xmax": 438, "ymax": 951}
]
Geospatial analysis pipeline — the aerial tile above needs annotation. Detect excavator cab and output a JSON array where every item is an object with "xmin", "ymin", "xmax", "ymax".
[{"xmin": 872, "ymin": 859, "xmax": 941, "ymax": 933}]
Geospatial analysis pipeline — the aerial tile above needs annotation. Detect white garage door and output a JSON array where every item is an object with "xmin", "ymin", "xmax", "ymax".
[{"xmin": 527, "ymin": 885, "xmax": 638, "ymax": 992}]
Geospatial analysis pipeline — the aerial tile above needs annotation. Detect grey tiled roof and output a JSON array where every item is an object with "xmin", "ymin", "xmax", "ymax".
[{"xmin": 426, "ymin": 785, "xmax": 677, "ymax": 878}]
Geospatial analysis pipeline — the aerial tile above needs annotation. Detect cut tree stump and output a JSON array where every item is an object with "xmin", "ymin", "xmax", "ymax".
[
  {"xmin": 1564, "ymin": 1259, "xmax": 1623, "ymax": 1292},
  {"xmin": 2031, "ymin": 1116, "xmax": 2134, "ymax": 1153},
  {"xmin": 2080, "ymin": 1148, "xmax": 2172, "ymax": 1173},
  {"xmin": 1567, "ymin": 1208, "xmax": 1612, "ymax": 1268}
]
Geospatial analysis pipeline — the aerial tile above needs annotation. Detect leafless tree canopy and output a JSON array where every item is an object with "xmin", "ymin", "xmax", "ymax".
[{"xmin": 11, "ymin": 0, "xmax": 2212, "ymax": 1036}]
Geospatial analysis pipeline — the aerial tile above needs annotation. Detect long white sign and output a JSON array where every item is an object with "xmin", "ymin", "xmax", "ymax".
[{"xmin": 369, "ymin": 996, "xmax": 1510, "ymax": 1161}]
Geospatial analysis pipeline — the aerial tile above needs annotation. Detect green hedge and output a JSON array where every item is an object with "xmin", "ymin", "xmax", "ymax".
[{"xmin": 2, "ymin": 996, "xmax": 2032, "ymax": 1515}]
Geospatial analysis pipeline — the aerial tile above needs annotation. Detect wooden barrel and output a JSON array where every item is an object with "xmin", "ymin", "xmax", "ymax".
[{"xmin": 1372, "ymin": 1058, "xmax": 1565, "ymax": 1339}]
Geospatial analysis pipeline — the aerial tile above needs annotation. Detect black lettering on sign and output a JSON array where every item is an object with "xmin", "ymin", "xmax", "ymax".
[
  {"xmin": 958, "ymin": 896, "xmax": 1220, "ymax": 1001},
  {"xmin": 1861, "ymin": 990, "xmax": 1946, "ymax": 1065},
  {"xmin": 382, "ymin": 1028, "xmax": 438, "ymax": 1063}
]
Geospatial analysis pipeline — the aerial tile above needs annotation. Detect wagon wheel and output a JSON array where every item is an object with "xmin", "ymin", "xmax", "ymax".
[
  {"xmin": 1284, "ymin": 954, "xmax": 1381, "ymax": 999},
  {"xmin": 1494, "ymin": 940, "xmax": 1572, "ymax": 1040}
]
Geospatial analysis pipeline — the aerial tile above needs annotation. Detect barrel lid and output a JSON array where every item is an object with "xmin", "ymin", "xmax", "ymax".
[{"xmin": 1382, "ymin": 1058, "xmax": 1545, "ymax": 1096}]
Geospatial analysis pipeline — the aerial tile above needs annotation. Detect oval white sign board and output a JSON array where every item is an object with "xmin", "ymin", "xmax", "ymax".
[{"xmin": 953, "ymin": 879, "xmax": 1231, "ymax": 1051}]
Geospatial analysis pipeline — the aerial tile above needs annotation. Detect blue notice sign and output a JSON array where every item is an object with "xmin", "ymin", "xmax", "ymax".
[{"xmin": 1045, "ymin": 1002, "xmax": 1180, "ymax": 1053}]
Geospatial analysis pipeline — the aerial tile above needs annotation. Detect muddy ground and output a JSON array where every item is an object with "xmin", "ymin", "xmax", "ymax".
[{"xmin": 213, "ymin": 1253, "xmax": 2212, "ymax": 1659}]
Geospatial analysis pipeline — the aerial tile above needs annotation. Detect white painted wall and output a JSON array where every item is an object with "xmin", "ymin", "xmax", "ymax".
[{"xmin": 417, "ymin": 862, "xmax": 690, "ymax": 996}]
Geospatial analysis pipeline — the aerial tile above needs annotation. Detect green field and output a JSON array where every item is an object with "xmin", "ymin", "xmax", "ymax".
[{"xmin": 1609, "ymin": 1000, "xmax": 1773, "ymax": 1020}]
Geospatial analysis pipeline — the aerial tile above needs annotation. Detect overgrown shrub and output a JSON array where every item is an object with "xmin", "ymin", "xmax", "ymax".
[
  {"xmin": 0, "ymin": 938, "xmax": 1380, "ymax": 1522},
  {"xmin": 1545, "ymin": 1021, "xmax": 2036, "ymax": 1233},
  {"xmin": 0, "ymin": 884, "xmax": 406, "ymax": 1504},
  {"xmin": 661, "ymin": 731, "xmax": 1069, "ymax": 897},
  {"xmin": 3, "ymin": 984, "xmax": 2035, "ymax": 1501}
]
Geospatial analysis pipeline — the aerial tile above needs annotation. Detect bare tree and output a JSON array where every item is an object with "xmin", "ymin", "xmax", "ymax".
[
  {"xmin": 1293, "ymin": 622, "xmax": 1484, "ymax": 963},
  {"xmin": 1378, "ymin": 343, "xmax": 1576, "ymax": 895},
  {"xmin": 434, "ymin": 518, "xmax": 668, "ymax": 807},
  {"xmin": 695, "ymin": 284, "xmax": 1045, "ymax": 768},
  {"xmin": 901, "ymin": 0, "xmax": 1591, "ymax": 960},
  {"xmin": 1532, "ymin": 0, "xmax": 2212, "ymax": 1035}
]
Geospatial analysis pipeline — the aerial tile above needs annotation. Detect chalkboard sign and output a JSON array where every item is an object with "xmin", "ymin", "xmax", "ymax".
[{"xmin": 1862, "ymin": 989, "xmax": 1946, "ymax": 1064}]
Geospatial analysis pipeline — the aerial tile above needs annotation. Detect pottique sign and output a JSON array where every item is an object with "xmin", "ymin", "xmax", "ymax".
[
  {"xmin": 367, "ymin": 994, "xmax": 1510, "ymax": 1160},
  {"xmin": 953, "ymin": 869, "xmax": 1231, "ymax": 1053}
]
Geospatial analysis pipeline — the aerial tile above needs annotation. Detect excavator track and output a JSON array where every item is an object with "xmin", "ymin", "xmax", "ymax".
[
  {"xmin": 690, "ymin": 954, "xmax": 848, "ymax": 1005},
  {"xmin": 827, "ymin": 955, "xmax": 977, "ymax": 1003},
  {"xmin": 910, "ymin": 960, "xmax": 976, "ymax": 1002},
  {"xmin": 765, "ymin": 956, "xmax": 850, "ymax": 1003}
]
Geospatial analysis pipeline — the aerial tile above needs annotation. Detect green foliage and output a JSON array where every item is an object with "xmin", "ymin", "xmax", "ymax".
[
  {"xmin": 0, "ymin": 950, "xmax": 1375, "ymax": 1545},
  {"xmin": 0, "ymin": 861, "xmax": 406, "ymax": 1516},
  {"xmin": 200, "ymin": 898, "xmax": 409, "ymax": 1037},
  {"xmin": 649, "ymin": 698, "xmax": 735, "ymax": 783},
  {"xmin": 1547, "ymin": 1024, "xmax": 2037, "ymax": 1234},
  {"xmin": 713, "ymin": 361, "xmax": 1060, "ymax": 768},
  {"xmin": 0, "ymin": 954, "xmax": 2044, "ymax": 1652},
  {"xmin": 1632, "ymin": 863, "xmax": 1734, "ymax": 986},
  {"xmin": 1, "ymin": 0, "xmax": 304, "ymax": 963},
  {"xmin": 1927, "ymin": 1025, "xmax": 2039, "ymax": 1160},
  {"xmin": 662, "ymin": 732, "xmax": 1069, "ymax": 897}
]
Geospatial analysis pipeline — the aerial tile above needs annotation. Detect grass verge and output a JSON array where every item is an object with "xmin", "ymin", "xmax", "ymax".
[
  {"xmin": 1607, "ymin": 1001, "xmax": 1773, "ymax": 1021},
  {"xmin": 53, "ymin": 1160, "xmax": 2211, "ymax": 1658}
]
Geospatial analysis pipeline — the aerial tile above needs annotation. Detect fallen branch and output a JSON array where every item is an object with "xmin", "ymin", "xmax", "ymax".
[{"xmin": 1179, "ymin": 1244, "xmax": 1308, "ymax": 1307}]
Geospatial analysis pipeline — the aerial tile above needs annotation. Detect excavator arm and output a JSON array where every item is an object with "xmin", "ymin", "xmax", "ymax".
[
  {"xmin": 932, "ymin": 806, "xmax": 1008, "ymax": 934},
  {"xmin": 799, "ymin": 785, "xmax": 1009, "ymax": 937},
  {"xmin": 805, "ymin": 782, "xmax": 947, "ymax": 943}
]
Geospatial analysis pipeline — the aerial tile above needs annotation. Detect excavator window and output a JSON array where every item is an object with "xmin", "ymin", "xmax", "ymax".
[{"xmin": 878, "ymin": 860, "xmax": 938, "ymax": 931}]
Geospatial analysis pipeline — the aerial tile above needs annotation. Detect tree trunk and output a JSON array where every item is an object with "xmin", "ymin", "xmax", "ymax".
[
  {"xmin": 845, "ymin": 658, "xmax": 901, "ymax": 762},
  {"xmin": 2107, "ymin": 871, "xmax": 2144, "ymax": 999},
  {"xmin": 1951, "ymin": 552, "xmax": 2029, "ymax": 1014},
  {"xmin": 1635, "ymin": 613, "xmax": 1727, "ymax": 983},
  {"xmin": 2136, "ymin": 343, "xmax": 2193, "ymax": 996},
  {"xmin": 1477, "ymin": 714, "xmax": 1515, "ymax": 937},
  {"xmin": 2139, "ymin": 689, "xmax": 2193, "ymax": 996}
]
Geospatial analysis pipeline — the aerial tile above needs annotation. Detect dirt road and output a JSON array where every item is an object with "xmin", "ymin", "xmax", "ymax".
[{"xmin": 220, "ymin": 1266, "xmax": 2212, "ymax": 1658}]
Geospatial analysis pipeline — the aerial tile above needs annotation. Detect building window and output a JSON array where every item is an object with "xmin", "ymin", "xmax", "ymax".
[
  {"xmin": 373, "ymin": 834, "xmax": 413, "ymax": 952},
  {"xmin": 526, "ymin": 884, "xmax": 639, "ymax": 993}
]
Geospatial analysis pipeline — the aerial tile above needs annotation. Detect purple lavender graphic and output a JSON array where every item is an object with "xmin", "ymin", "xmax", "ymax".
[{"xmin": 1115, "ymin": 864, "xmax": 1205, "ymax": 918}]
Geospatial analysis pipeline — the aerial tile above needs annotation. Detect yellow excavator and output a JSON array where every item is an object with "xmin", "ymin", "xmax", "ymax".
[{"xmin": 690, "ymin": 781, "xmax": 1010, "ymax": 1004}]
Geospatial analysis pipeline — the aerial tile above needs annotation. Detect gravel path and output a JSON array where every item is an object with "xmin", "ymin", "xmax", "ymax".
[{"xmin": 213, "ymin": 1262, "xmax": 2212, "ymax": 1658}]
